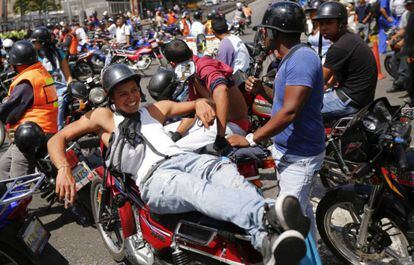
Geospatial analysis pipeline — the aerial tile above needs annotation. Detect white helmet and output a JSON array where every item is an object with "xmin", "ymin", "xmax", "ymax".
[
  {"xmin": 3, "ymin": 38, "xmax": 13, "ymax": 48},
  {"xmin": 236, "ymin": 2, "xmax": 243, "ymax": 9},
  {"xmin": 103, "ymin": 11, "xmax": 108, "ymax": 16}
]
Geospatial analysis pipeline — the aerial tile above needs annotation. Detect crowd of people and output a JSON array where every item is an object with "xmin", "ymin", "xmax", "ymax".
[{"xmin": 0, "ymin": 0, "xmax": 413, "ymax": 264}]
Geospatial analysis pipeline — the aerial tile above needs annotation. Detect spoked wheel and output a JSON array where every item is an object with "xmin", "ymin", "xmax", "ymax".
[
  {"xmin": 384, "ymin": 54, "xmax": 396, "ymax": 80},
  {"xmin": 316, "ymin": 192, "xmax": 411, "ymax": 264},
  {"xmin": 90, "ymin": 177, "xmax": 126, "ymax": 262}
]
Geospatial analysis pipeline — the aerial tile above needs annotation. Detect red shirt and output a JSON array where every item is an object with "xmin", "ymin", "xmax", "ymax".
[{"xmin": 189, "ymin": 55, "xmax": 233, "ymax": 101}]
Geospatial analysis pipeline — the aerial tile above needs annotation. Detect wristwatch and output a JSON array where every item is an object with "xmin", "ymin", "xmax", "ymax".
[{"xmin": 245, "ymin": 133, "xmax": 257, "ymax": 147}]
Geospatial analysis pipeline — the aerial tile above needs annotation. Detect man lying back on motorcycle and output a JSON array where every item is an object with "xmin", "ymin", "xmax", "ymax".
[
  {"xmin": 150, "ymin": 39, "xmax": 249, "ymax": 154},
  {"xmin": 47, "ymin": 63, "xmax": 310, "ymax": 265}
]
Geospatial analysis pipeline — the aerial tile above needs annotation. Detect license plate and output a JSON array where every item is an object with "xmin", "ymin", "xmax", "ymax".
[
  {"xmin": 18, "ymin": 216, "xmax": 50, "ymax": 256},
  {"xmin": 72, "ymin": 162, "xmax": 93, "ymax": 191}
]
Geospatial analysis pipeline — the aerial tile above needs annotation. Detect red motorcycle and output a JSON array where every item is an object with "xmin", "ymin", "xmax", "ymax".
[
  {"xmin": 90, "ymin": 146, "xmax": 276, "ymax": 264},
  {"xmin": 108, "ymin": 40, "xmax": 165, "ymax": 75}
]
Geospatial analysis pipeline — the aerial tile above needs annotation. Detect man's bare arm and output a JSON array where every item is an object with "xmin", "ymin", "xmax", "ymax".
[
  {"xmin": 212, "ymin": 84, "xmax": 229, "ymax": 137},
  {"xmin": 47, "ymin": 108, "xmax": 112, "ymax": 207},
  {"xmin": 253, "ymin": 85, "xmax": 311, "ymax": 143}
]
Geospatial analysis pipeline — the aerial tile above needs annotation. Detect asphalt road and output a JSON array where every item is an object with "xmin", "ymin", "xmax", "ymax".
[{"xmin": 1, "ymin": 0, "xmax": 404, "ymax": 264}]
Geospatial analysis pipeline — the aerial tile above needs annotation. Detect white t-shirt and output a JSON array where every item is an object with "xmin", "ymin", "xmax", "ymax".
[
  {"xmin": 107, "ymin": 23, "xmax": 116, "ymax": 38},
  {"xmin": 113, "ymin": 108, "xmax": 185, "ymax": 186},
  {"xmin": 190, "ymin": 21, "xmax": 205, "ymax": 37},
  {"xmin": 116, "ymin": 24, "xmax": 131, "ymax": 45},
  {"xmin": 75, "ymin": 27, "xmax": 88, "ymax": 45},
  {"xmin": 399, "ymin": 10, "xmax": 411, "ymax": 29},
  {"xmin": 390, "ymin": 0, "xmax": 406, "ymax": 18}
]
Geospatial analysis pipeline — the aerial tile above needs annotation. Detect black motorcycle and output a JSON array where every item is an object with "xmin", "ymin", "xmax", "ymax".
[
  {"xmin": 319, "ymin": 98, "xmax": 414, "ymax": 189},
  {"xmin": 316, "ymin": 97, "xmax": 414, "ymax": 264}
]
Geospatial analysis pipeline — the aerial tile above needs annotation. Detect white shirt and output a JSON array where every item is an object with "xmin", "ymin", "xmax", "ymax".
[
  {"xmin": 113, "ymin": 109, "xmax": 184, "ymax": 186},
  {"xmin": 107, "ymin": 23, "xmax": 116, "ymax": 38},
  {"xmin": 390, "ymin": 0, "xmax": 406, "ymax": 17},
  {"xmin": 190, "ymin": 21, "xmax": 205, "ymax": 37},
  {"xmin": 75, "ymin": 27, "xmax": 88, "ymax": 45},
  {"xmin": 116, "ymin": 24, "xmax": 131, "ymax": 45}
]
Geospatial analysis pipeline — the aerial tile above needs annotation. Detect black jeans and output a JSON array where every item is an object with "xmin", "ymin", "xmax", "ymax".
[{"xmin": 391, "ymin": 50, "xmax": 411, "ymax": 90}]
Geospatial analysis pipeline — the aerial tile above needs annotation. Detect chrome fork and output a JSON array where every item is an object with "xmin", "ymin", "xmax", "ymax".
[{"xmin": 356, "ymin": 185, "xmax": 381, "ymax": 248}]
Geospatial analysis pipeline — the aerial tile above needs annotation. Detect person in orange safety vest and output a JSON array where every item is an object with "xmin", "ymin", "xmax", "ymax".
[
  {"xmin": 179, "ymin": 11, "xmax": 191, "ymax": 36},
  {"xmin": 0, "ymin": 40, "xmax": 58, "ymax": 179}
]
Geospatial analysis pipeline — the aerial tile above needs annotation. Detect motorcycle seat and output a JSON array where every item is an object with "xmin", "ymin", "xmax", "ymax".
[{"xmin": 150, "ymin": 211, "xmax": 247, "ymax": 236}]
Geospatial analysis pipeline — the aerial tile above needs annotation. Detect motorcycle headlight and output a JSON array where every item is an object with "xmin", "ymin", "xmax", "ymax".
[
  {"xmin": 89, "ymin": 87, "xmax": 106, "ymax": 105},
  {"xmin": 362, "ymin": 115, "xmax": 379, "ymax": 132}
]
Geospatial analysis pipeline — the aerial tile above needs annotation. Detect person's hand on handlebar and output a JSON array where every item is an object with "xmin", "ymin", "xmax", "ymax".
[{"xmin": 245, "ymin": 76, "xmax": 263, "ymax": 94}]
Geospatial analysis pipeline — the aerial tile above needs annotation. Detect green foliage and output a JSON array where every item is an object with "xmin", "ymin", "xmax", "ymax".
[
  {"xmin": 13, "ymin": 0, "xmax": 61, "ymax": 16},
  {"xmin": 0, "ymin": 30, "xmax": 28, "ymax": 40}
]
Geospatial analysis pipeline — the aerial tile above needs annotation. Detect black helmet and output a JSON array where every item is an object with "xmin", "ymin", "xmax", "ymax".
[
  {"xmin": 305, "ymin": 0, "xmax": 324, "ymax": 11},
  {"xmin": 256, "ymin": 1, "xmax": 305, "ymax": 33},
  {"xmin": 193, "ymin": 11, "xmax": 202, "ymax": 20},
  {"xmin": 31, "ymin": 26, "xmax": 52, "ymax": 44},
  {"xmin": 313, "ymin": 1, "xmax": 347, "ymax": 23},
  {"xmin": 8, "ymin": 40, "xmax": 38, "ymax": 66},
  {"xmin": 68, "ymin": 81, "xmax": 88, "ymax": 101},
  {"xmin": 148, "ymin": 68, "xmax": 177, "ymax": 101},
  {"xmin": 101, "ymin": 64, "xmax": 141, "ymax": 95},
  {"xmin": 14, "ymin": 121, "xmax": 46, "ymax": 157}
]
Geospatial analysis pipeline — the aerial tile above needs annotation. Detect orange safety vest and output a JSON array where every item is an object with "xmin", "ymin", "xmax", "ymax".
[
  {"xmin": 8, "ymin": 62, "xmax": 58, "ymax": 134},
  {"xmin": 167, "ymin": 13, "xmax": 177, "ymax": 25},
  {"xmin": 181, "ymin": 18, "xmax": 190, "ymax": 36},
  {"xmin": 67, "ymin": 32, "xmax": 78, "ymax": 55}
]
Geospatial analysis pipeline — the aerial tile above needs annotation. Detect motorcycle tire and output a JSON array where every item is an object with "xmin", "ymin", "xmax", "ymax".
[
  {"xmin": 0, "ymin": 243, "xmax": 32, "ymax": 265},
  {"xmin": 316, "ymin": 191, "xmax": 411, "ymax": 265},
  {"xmin": 0, "ymin": 121, "xmax": 6, "ymax": 148},
  {"xmin": 384, "ymin": 54, "xmax": 396, "ymax": 79},
  {"xmin": 74, "ymin": 62, "xmax": 94, "ymax": 82},
  {"xmin": 90, "ymin": 177, "xmax": 127, "ymax": 263}
]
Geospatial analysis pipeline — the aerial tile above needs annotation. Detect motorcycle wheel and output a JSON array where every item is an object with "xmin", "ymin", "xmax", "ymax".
[
  {"xmin": 74, "ymin": 62, "xmax": 94, "ymax": 82},
  {"xmin": 384, "ymin": 54, "xmax": 396, "ymax": 79},
  {"xmin": 316, "ymin": 192, "xmax": 411, "ymax": 264},
  {"xmin": 0, "ymin": 243, "xmax": 32, "ymax": 265},
  {"xmin": 0, "ymin": 121, "xmax": 6, "ymax": 148},
  {"xmin": 90, "ymin": 177, "xmax": 127, "ymax": 262}
]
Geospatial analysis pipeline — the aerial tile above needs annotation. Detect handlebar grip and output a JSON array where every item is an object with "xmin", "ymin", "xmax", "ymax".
[{"xmin": 396, "ymin": 143, "xmax": 409, "ymax": 171}]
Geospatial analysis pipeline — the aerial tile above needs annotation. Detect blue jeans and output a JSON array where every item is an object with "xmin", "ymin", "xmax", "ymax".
[
  {"xmin": 56, "ymin": 85, "xmax": 68, "ymax": 131},
  {"xmin": 140, "ymin": 153, "xmax": 274, "ymax": 250},
  {"xmin": 321, "ymin": 90, "xmax": 359, "ymax": 118},
  {"xmin": 272, "ymin": 147, "xmax": 325, "ymax": 241}
]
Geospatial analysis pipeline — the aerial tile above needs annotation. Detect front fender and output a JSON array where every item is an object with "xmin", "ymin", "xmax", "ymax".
[
  {"xmin": 326, "ymin": 184, "xmax": 409, "ymax": 229},
  {"xmin": 326, "ymin": 184, "xmax": 371, "ymax": 212}
]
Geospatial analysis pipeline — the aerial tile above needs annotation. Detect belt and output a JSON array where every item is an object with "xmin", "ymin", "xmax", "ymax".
[{"xmin": 336, "ymin": 89, "xmax": 361, "ymax": 109}]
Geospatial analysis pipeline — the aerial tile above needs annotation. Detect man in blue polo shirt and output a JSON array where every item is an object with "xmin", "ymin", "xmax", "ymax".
[{"xmin": 228, "ymin": 1, "xmax": 325, "ymax": 241}]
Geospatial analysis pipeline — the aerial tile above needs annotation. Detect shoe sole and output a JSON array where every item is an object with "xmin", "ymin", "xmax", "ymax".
[
  {"xmin": 264, "ymin": 230, "xmax": 306, "ymax": 265},
  {"xmin": 275, "ymin": 194, "xmax": 310, "ymax": 238}
]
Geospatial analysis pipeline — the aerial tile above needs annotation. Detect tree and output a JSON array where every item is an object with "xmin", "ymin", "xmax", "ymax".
[{"xmin": 13, "ymin": 0, "xmax": 61, "ymax": 16}]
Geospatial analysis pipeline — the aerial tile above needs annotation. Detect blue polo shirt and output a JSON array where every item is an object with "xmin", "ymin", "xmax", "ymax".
[{"xmin": 272, "ymin": 46, "xmax": 325, "ymax": 156}]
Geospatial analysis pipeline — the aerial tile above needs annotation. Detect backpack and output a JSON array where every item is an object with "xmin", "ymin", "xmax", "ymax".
[{"xmin": 105, "ymin": 113, "xmax": 169, "ymax": 180}]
